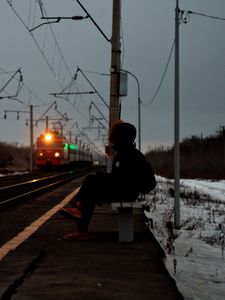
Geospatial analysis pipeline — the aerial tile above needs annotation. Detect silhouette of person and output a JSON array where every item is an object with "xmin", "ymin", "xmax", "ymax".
[{"xmin": 60, "ymin": 120, "xmax": 156, "ymax": 240}]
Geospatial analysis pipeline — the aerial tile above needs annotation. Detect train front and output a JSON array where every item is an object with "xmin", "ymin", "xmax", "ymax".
[{"xmin": 35, "ymin": 131, "xmax": 63, "ymax": 167}]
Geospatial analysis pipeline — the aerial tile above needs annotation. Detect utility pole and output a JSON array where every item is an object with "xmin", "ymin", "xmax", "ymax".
[
  {"xmin": 174, "ymin": 0, "xmax": 180, "ymax": 228},
  {"xmin": 4, "ymin": 107, "xmax": 34, "ymax": 173},
  {"xmin": 29, "ymin": 105, "xmax": 34, "ymax": 172},
  {"xmin": 106, "ymin": 0, "xmax": 121, "ymax": 171},
  {"xmin": 109, "ymin": 0, "xmax": 121, "ymax": 128},
  {"xmin": 219, "ymin": 126, "xmax": 225, "ymax": 165},
  {"xmin": 46, "ymin": 116, "xmax": 49, "ymax": 131}
]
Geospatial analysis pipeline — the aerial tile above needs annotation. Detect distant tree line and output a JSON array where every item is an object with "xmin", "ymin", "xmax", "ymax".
[
  {"xmin": 0, "ymin": 141, "xmax": 29, "ymax": 172},
  {"xmin": 146, "ymin": 129, "xmax": 225, "ymax": 179}
]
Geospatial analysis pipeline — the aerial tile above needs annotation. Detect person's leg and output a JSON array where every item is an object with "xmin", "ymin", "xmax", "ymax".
[
  {"xmin": 74, "ymin": 174, "xmax": 102, "ymax": 202},
  {"xmin": 61, "ymin": 174, "xmax": 111, "ymax": 239},
  {"xmin": 61, "ymin": 174, "xmax": 99, "ymax": 221},
  {"xmin": 74, "ymin": 173, "xmax": 111, "ymax": 227}
]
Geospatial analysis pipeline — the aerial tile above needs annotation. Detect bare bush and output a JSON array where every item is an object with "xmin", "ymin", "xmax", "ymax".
[
  {"xmin": 146, "ymin": 129, "xmax": 225, "ymax": 179},
  {"xmin": 0, "ymin": 141, "xmax": 29, "ymax": 171}
]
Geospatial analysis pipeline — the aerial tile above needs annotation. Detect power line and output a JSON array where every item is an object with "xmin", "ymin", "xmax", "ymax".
[
  {"xmin": 142, "ymin": 40, "xmax": 175, "ymax": 107},
  {"xmin": 76, "ymin": 67, "xmax": 109, "ymax": 109},
  {"xmin": 0, "ymin": 68, "xmax": 21, "ymax": 95},
  {"xmin": 141, "ymin": 9, "xmax": 225, "ymax": 108},
  {"xmin": 120, "ymin": 2, "xmax": 125, "ymax": 68},
  {"xmin": 75, "ymin": 69, "xmax": 109, "ymax": 77},
  {"xmin": 0, "ymin": 67, "xmax": 47, "ymax": 105},
  {"xmin": 40, "ymin": 3, "xmax": 73, "ymax": 78},
  {"xmin": 5, "ymin": 1, "xmax": 72, "ymax": 89},
  {"xmin": 75, "ymin": 0, "xmax": 111, "ymax": 43},
  {"xmin": 6, "ymin": 0, "xmax": 62, "ymax": 87},
  {"xmin": 188, "ymin": 10, "xmax": 225, "ymax": 22}
]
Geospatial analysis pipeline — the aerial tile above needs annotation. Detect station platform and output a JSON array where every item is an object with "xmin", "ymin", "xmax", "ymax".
[{"xmin": 0, "ymin": 177, "xmax": 184, "ymax": 300}]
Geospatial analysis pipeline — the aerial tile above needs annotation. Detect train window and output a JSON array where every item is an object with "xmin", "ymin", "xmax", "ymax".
[
  {"xmin": 36, "ymin": 141, "xmax": 61, "ymax": 148},
  {"xmin": 53, "ymin": 142, "xmax": 61, "ymax": 147},
  {"xmin": 64, "ymin": 143, "xmax": 79, "ymax": 150}
]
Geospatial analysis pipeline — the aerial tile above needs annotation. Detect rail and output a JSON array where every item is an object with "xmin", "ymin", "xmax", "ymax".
[{"xmin": 0, "ymin": 167, "xmax": 94, "ymax": 209}]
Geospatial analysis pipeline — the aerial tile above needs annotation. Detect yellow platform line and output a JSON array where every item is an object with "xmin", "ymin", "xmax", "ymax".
[{"xmin": 0, "ymin": 187, "xmax": 79, "ymax": 261}]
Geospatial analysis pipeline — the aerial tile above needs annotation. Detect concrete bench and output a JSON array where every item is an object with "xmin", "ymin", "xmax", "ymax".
[{"xmin": 111, "ymin": 201, "xmax": 142, "ymax": 242}]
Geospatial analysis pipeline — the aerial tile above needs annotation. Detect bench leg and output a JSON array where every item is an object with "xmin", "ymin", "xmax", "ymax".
[{"xmin": 118, "ymin": 207, "xmax": 133, "ymax": 242}]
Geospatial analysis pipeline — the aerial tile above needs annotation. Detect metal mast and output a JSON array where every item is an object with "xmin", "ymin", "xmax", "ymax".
[
  {"xmin": 109, "ymin": 0, "xmax": 121, "ymax": 128},
  {"xmin": 174, "ymin": 0, "xmax": 180, "ymax": 228}
]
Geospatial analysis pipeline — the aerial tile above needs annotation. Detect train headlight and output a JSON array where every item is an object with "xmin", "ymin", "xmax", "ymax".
[
  {"xmin": 55, "ymin": 152, "xmax": 60, "ymax": 157},
  {"xmin": 44, "ymin": 133, "xmax": 53, "ymax": 142},
  {"xmin": 39, "ymin": 152, "xmax": 43, "ymax": 157}
]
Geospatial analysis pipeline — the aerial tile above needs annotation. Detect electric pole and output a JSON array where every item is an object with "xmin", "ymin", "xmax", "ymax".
[
  {"xmin": 30, "ymin": 105, "xmax": 34, "ymax": 172},
  {"xmin": 174, "ymin": 0, "xmax": 180, "ymax": 228},
  {"xmin": 219, "ymin": 126, "xmax": 225, "ymax": 165},
  {"xmin": 4, "ymin": 107, "xmax": 34, "ymax": 173},
  {"xmin": 106, "ymin": 0, "xmax": 121, "ymax": 172},
  {"xmin": 109, "ymin": 0, "xmax": 121, "ymax": 129}
]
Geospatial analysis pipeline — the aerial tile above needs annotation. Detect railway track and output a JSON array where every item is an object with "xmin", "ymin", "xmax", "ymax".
[
  {"xmin": 0, "ymin": 170, "xmax": 58, "ymax": 187},
  {"xmin": 0, "ymin": 167, "xmax": 97, "ymax": 209}
]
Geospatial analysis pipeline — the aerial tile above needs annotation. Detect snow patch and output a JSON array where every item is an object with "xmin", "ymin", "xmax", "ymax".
[{"xmin": 144, "ymin": 177, "xmax": 225, "ymax": 300}]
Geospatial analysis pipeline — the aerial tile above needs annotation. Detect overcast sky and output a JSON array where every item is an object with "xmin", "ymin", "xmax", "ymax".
[{"xmin": 0, "ymin": 0, "xmax": 225, "ymax": 153}]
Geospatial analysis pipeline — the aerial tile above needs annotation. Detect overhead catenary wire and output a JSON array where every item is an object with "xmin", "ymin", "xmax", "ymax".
[
  {"xmin": 55, "ymin": 76, "xmax": 109, "ymax": 128},
  {"xmin": 52, "ymin": 75, "xmax": 96, "ymax": 114},
  {"xmin": 0, "ymin": 67, "xmax": 58, "ymax": 127},
  {"xmin": 12, "ymin": 5, "xmax": 93, "ymax": 132},
  {"xmin": 40, "ymin": 3, "xmax": 73, "ymax": 78},
  {"xmin": 0, "ymin": 70, "xmax": 98, "ymax": 150},
  {"xmin": 6, "ymin": 0, "xmax": 62, "ymax": 88},
  {"xmin": 8, "ymin": 1, "xmax": 110, "ymax": 127},
  {"xmin": 74, "ymin": 0, "xmax": 111, "ymax": 43},
  {"xmin": 3, "ymin": 2, "xmax": 125, "ymax": 151},
  {"xmin": 0, "ymin": 67, "xmax": 47, "ymax": 105},
  {"xmin": 75, "ymin": 69, "xmax": 110, "ymax": 77},
  {"xmin": 187, "ymin": 10, "xmax": 225, "ymax": 22},
  {"xmin": 76, "ymin": 67, "xmax": 109, "ymax": 109},
  {"xmin": 120, "ymin": 2, "xmax": 125, "ymax": 68},
  {"xmin": 141, "ymin": 40, "xmax": 175, "ymax": 107},
  {"xmin": 38, "ymin": 0, "xmax": 44, "ymax": 18},
  {"xmin": 5, "ymin": 1, "xmax": 72, "ymax": 90},
  {"xmin": 5, "ymin": 1, "xmax": 105, "ymax": 141},
  {"xmin": 50, "ymin": 79, "xmax": 107, "ymax": 141},
  {"xmin": 0, "ymin": 68, "xmax": 21, "ymax": 95},
  {"xmin": 141, "ymin": 9, "xmax": 225, "ymax": 108},
  {"xmin": 27, "ymin": 0, "xmax": 32, "ymax": 27},
  {"xmin": 0, "ymin": 67, "xmax": 60, "ymax": 126}
]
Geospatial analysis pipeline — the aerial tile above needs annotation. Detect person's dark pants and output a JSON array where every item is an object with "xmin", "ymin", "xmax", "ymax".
[{"xmin": 73, "ymin": 173, "xmax": 139, "ymax": 229}]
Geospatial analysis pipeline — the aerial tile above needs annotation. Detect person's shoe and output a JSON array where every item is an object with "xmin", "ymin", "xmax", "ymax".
[
  {"xmin": 60, "ymin": 207, "xmax": 82, "ymax": 220},
  {"xmin": 63, "ymin": 230, "xmax": 90, "ymax": 241}
]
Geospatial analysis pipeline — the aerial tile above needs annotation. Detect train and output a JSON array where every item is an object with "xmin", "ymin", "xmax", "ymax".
[{"xmin": 35, "ymin": 130, "xmax": 102, "ymax": 168}]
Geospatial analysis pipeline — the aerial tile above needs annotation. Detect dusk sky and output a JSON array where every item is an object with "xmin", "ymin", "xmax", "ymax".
[{"xmin": 0, "ymin": 0, "xmax": 225, "ymax": 154}]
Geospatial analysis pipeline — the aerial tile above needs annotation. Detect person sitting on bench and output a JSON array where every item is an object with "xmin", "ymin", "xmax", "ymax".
[{"xmin": 60, "ymin": 120, "xmax": 156, "ymax": 240}]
